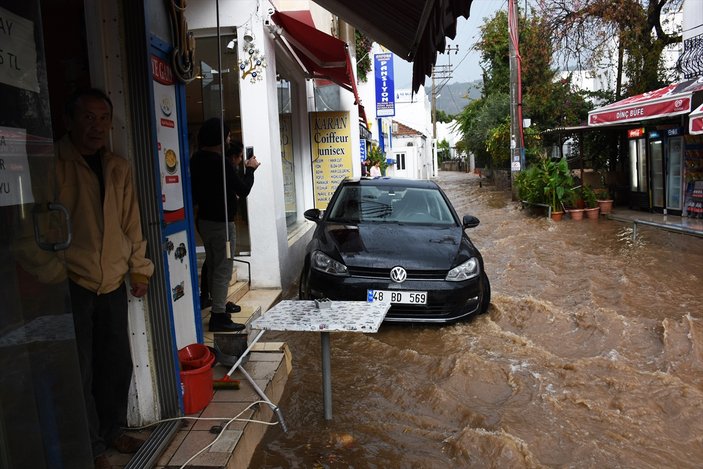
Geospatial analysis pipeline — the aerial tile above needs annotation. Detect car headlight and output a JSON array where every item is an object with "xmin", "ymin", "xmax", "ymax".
[
  {"xmin": 445, "ymin": 257, "xmax": 480, "ymax": 281},
  {"xmin": 310, "ymin": 250, "xmax": 348, "ymax": 276}
]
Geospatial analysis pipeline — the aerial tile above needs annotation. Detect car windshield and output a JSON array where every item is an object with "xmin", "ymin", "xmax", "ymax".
[{"xmin": 327, "ymin": 185, "xmax": 456, "ymax": 225}]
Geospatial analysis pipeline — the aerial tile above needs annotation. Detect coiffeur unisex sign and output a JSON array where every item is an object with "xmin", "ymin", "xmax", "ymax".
[{"xmin": 310, "ymin": 111, "xmax": 352, "ymax": 209}]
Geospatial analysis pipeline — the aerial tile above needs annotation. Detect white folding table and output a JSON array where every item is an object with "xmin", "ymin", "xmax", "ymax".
[{"xmin": 251, "ymin": 300, "xmax": 390, "ymax": 420}]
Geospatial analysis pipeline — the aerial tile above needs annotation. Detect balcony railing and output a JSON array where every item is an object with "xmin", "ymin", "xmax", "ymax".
[{"xmin": 677, "ymin": 33, "xmax": 703, "ymax": 79}]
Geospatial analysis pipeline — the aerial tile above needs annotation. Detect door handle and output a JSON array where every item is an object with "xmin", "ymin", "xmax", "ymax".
[{"xmin": 32, "ymin": 202, "xmax": 72, "ymax": 251}]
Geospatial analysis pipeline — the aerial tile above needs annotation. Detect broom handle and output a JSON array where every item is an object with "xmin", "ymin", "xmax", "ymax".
[{"xmin": 224, "ymin": 329, "xmax": 265, "ymax": 378}]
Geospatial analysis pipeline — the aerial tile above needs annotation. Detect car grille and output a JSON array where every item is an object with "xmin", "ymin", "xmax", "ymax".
[{"xmin": 347, "ymin": 266, "xmax": 447, "ymax": 280}]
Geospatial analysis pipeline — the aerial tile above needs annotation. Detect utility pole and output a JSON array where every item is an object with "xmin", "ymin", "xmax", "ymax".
[
  {"xmin": 508, "ymin": 0, "xmax": 524, "ymax": 199},
  {"xmin": 431, "ymin": 63, "xmax": 452, "ymax": 175}
]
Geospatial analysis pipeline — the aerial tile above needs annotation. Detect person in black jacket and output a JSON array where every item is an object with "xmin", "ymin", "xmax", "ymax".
[{"xmin": 190, "ymin": 118, "xmax": 260, "ymax": 331}]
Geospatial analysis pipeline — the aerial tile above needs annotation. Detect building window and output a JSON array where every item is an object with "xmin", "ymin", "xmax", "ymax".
[
  {"xmin": 396, "ymin": 153, "xmax": 406, "ymax": 170},
  {"xmin": 278, "ymin": 79, "xmax": 297, "ymax": 228}
]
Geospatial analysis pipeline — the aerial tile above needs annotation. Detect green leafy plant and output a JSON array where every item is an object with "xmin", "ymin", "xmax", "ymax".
[
  {"xmin": 515, "ymin": 156, "xmax": 574, "ymax": 213},
  {"xmin": 594, "ymin": 188, "xmax": 611, "ymax": 200},
  {"xmin": 581, "ymin": 185, "xmax": 598, "ymax": 208},
  {"xmin": 542, "ymin": 157, "xmax": 574, "ymax": 213}
]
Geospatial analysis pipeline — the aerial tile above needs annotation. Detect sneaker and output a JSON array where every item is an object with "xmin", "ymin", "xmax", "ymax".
[
  {"xmin": 209, "ymin": 314, "xmax": 245, "ymax": 332},
  {"xmin": 225, "ymin": 302, "xmax": 241, "ymax": 313}
]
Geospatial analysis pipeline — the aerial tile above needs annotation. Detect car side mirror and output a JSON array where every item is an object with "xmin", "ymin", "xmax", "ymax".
[
  {"xmin": 462, "ymin": 215, "xmax": 480, "ymax": 228},
  {"xmin": 304, "ymin": 208, "xmax": 322, "ymax": 222}
]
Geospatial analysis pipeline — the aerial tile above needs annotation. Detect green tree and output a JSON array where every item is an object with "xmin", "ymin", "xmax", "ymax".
[
  {"xmin": 539, "ymin": 0, "xmax": 683, "ymax": 96},
  {"xmin": 435, "ymin": 109, "xmax": 455, "ymax": 123},
  {"xmin": 455, "ymin": 9, "xmax": 591, "ymax": 169},
  {"xmin": 437, "ymin": 139, "xmax": 451, "ymax": 162}
]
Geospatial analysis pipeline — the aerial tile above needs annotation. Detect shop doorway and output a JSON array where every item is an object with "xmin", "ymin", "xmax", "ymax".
[{"xmin": 0, "ymin": 1, "xmax": 93, "ymax": 467}]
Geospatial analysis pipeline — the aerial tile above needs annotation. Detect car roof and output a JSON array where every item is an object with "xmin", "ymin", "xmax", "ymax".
[{"xmin": 340, "ymin": 177, "xmax": 439, "ymax": 189}]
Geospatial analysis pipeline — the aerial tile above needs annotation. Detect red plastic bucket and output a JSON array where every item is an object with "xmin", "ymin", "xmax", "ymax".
[
  {"xmin": 178, "ymin": 343, "xmax": 212, "ymax": 370},
  {"xmin": 179, "ymin": 345, "xmax": 215, "ymax": 414}
]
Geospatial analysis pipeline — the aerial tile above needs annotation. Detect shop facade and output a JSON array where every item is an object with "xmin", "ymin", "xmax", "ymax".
[
  {"xmin": 588, "ymin": 78, "xmax": 703, "ymax": 216},
  {"xmin": 0, "ymin": 0, "xmax": 363, "ymax": 466},
  {"xmin": 0, "ymin": 0, "xmax": 469, "ymax": 465}
]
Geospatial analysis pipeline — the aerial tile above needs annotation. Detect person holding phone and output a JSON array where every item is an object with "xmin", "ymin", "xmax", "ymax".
[{"xmin": 190, "ymin": 118, "xmax": 260, "ymax": 331}]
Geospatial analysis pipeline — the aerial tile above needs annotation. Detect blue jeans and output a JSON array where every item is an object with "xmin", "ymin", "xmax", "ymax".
[{"xmin": 197, "ymin": 219, "xmax": 235, "ymax": 315}]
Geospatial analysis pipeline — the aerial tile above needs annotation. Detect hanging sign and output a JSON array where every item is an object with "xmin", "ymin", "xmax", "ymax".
[
  {"xmin": 0, "ymin": 7, "xmax": 40, "ymax": 92},
  {"xmin": 374, "ymin": 53, "xmax": 395, "ymax": 117},
  {"xmin": 0, "ymin": 126, "xmax": 34, "ymax": 207},
  {"xmin": 309, "ymin": 111, "xmax": 352, "ymax": 209},
  {"xmin": 151, "ymin": 55, "xmax": 185, "ymax": 223}
]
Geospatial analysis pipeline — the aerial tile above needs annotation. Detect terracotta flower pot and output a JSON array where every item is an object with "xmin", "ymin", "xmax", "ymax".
[
  {"xmin": 584, "ymin": 207, "xmax": 600, "ymax": 219},
  {"xmin": 551, "ymin": 211, "xmax": 565, "ymax": 221},
  {"xmin": 568, "ymin": 208, "xmax": 584, "ymax": 220},
  {"xmin": 597, "ymin": 199, "xmax": 613, "ymax": 215}
]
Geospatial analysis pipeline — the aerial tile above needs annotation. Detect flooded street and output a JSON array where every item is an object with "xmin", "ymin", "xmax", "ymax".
[{"xmin": 250, "ymin": 170, "xmax": 703, "ymax": 468}]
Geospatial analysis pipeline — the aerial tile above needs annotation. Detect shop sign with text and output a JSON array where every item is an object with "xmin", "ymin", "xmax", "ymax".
[{"xmin": 309, "ymin": 111, "xmax": 352, "ymax": 209}]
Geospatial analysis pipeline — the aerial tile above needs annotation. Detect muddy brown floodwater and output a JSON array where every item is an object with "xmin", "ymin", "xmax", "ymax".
[{"xmin": 249, "ymin": 170, "xmax": 703, "ymax": 468}]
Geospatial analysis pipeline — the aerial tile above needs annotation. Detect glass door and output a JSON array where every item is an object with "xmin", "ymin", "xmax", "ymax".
[
  {"xmin": 649, "ymin": 139, "xmax": 664, "ymax": 209},
  {"xmin": 667, "ymin": 136, "xmax": 683, "ymax": 210},
  {"xmin": 0, "ymin": 1, "xmax": 92, "ymax": 467}
]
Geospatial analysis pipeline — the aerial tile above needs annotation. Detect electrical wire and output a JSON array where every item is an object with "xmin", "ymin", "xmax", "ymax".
[{"xmin": 125, "ymin": 400, "xmax": 282, "ymax": 467}]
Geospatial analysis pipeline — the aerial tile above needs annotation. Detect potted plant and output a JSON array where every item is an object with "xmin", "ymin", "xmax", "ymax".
[
  {"xmin": 565, "ymin": 192, "xmax": 584, "ymax": 221},
  {"xmin": 582, "ymin": 185, "xmax": 600, "ymax": 219},
  {"xmin": 594, "ymin": 188, "xmax": 614, "ymax": 215},
  {"xmin": 542, "ymin": 157, "xmax": 574, "ymax": 221}
]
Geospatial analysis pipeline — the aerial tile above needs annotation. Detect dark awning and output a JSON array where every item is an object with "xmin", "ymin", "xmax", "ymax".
[
  {"xmin": 271, "ymin": 10, "xmax": 360, "ymax": 104},
  {"xmin": 311, "ymin": 0, "xmax": 472, "ymax": 93},
  {"xmin": 588, "ymin": 78, "xmax": 703, "ymax": 127}
]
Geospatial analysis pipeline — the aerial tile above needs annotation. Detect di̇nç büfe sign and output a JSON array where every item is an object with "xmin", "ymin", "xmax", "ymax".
[{"xmin": 310, "ymin": 111, "xmax": 352, "ymax": 209}]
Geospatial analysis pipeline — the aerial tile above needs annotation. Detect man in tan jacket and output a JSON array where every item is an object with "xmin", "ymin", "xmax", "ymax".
[{"xmin": 57, "ymin": 88, "xmax": 154, "ymax": 469}]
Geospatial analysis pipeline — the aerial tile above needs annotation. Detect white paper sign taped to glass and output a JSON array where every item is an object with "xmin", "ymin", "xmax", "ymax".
[
  {"xmin": 0, "ymin": 7, "xmax": 40, "ymax": 92},
  {"xmin": 374, "ymin": 53, "xmax": 395, "ymax": 117},
  {"xmin": 0, "ymin": 126, "xmax": 35, "ymax": 207}
]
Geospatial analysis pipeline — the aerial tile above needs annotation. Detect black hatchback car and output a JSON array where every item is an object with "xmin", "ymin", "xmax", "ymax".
[{"xmin": 299, "ymin": 177, "xmax": 490, "ymax": 323}]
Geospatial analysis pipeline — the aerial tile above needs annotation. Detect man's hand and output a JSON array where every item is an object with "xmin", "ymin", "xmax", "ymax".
[{"xmin": 130, "ymin": 282, "xmax": 148, "ymax": 298}]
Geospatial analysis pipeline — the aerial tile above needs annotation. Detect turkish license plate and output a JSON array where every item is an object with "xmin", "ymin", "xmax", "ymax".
[{"xmin": 367, "ymin": 289, "xmax": 427, "ymax": 304}]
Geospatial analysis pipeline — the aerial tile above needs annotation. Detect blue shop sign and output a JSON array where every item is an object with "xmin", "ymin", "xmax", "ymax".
[
  {"xmin": 360, "ymin": 138, "xmax": 367, "ymax": 160},
  {"xmin": 374, "ymin": 53, "xmax": 395, "ymax": 118}
]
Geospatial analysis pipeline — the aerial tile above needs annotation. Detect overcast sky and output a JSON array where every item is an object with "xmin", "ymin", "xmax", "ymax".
[{"xmin": 392, "ymin": 0, "xmax": 506, "ymax": 89}]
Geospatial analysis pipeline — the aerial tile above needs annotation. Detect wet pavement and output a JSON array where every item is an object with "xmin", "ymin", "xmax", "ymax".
[{"xmin": 249, "ymin": 170, "xmax": 703, "ymax": 468}]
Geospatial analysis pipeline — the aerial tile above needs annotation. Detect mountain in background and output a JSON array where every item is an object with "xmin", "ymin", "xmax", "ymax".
[{"xmin": 427, "ymin": 80, "xmax": 482, "ymax": 116}]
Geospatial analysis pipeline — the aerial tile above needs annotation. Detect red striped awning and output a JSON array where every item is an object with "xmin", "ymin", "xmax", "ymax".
[
  {"xmin": 588, "ymin": 78, "xmax": 703, "ymax": 127},
  {"xmin": 690, "ymin": 102, "xmax": 703, "ymax": 135}
]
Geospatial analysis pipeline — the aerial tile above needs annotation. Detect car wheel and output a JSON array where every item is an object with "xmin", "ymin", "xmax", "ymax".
[
  {"xmin": 479, "ymin": 272, "xmax": 491, "ymax": 314},
  {"xmin": 298, "ymin": 265, "xmax": 311, "ymax": 300}
]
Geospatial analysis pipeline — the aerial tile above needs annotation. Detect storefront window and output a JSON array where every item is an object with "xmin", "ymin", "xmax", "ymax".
[
  {"xmin": 186, "ymin": 34, "xmax": 251, "ymax": 255},
  {"xmin": 278, "ymin": 79, "xmax": 298, "ymax": 228}
]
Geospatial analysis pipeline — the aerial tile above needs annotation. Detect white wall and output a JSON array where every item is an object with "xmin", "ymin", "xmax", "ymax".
[{"xmin": 682, "ymin": 0, "xmax": 703, "ymax": 40}]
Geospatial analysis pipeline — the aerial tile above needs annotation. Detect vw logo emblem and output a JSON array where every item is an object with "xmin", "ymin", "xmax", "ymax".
[{"xmin": 390, "ymin": 266, "xmax": 407, "ymax": 283}]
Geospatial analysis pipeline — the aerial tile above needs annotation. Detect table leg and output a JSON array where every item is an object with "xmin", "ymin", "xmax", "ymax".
[{"xmin": 321, "ymin": 331, "xmax": 332, "ymax": 420}]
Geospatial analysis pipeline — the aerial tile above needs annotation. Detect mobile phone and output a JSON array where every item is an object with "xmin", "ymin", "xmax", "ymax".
[{"xmin": 246, "ymin": 146, "xmax": 254, "ymax": 159}]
